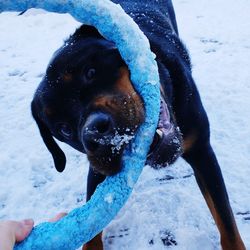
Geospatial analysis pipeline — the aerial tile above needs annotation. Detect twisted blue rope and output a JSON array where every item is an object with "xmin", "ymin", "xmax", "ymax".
[{"xmin": 0, "ymin": 1, "xmax": 160, "ymax": 249}]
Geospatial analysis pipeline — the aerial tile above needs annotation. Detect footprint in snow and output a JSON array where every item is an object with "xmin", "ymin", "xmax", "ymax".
[
  {"xmin": 105, "ymin": 228, "xmax": 129, "ymax": 244},
  {"xmin": 237, "ymin": 211, "xmax": 250, "ymax": 221},
  {"xmin": 149, "ymin": 229, "xmax": 177, "ymax": 247},
  {"xmin": 8, "ymin": 69, "xmax": 27, "ymax": 77},
  {"xmin": 156, "ymin": 173, "xmax": 194, "ymax": 184}
]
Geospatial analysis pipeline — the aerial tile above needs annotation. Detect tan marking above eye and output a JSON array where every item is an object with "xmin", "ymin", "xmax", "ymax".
[
  {"xmin": 43, "ymin": 107, "xmax": 54, "ymax": 116},
  {"xmin": 62, "ymin": 73, "xmax": 73, "ymax": 82}
]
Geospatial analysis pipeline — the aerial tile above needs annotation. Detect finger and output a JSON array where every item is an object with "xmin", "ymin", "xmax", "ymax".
[
  {"xmin": 15, "ymin": 219, "xmax": 34, "ymax": 242},
  {"xmin": 0, "ymin": 221, "xmax": 15, "ymax": 250},
  {"xmin": 48, "ymin": 212, "xmax": 67, "ymax": 222}
]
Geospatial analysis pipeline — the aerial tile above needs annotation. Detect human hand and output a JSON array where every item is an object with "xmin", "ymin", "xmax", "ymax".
[
  {"xmin": 0, "ymin": 219, "xmax": 34, "ymax": 250},
  {"xmin": 0, "ymin": 213, "xmax": 66, "ymax": 250}
]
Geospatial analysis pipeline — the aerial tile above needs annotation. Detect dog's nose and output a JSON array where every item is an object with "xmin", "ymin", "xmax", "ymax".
[{"xmin": 81, "ymin": 112, "xmax": 113, "ymax": 153}]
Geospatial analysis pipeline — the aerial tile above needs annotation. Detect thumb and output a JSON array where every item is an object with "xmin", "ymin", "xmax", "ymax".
[{"xmin": 15, "ymin": 219, "xmax": 34, "ymax": 242}]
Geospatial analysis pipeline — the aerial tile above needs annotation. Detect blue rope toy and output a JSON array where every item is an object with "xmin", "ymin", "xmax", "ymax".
[{"xmin": 0, "ymin": 0, "xmax": 160, "ymax": 249}]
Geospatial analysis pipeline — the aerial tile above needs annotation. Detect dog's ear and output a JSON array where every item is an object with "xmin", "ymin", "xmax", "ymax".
[
  {"xmin": 69, "ymin": 25, "xmax": 104, "ymax": 42},
  {"xmin": 31, "ymin": 100, "xmax": 66, "ymax": 172}
]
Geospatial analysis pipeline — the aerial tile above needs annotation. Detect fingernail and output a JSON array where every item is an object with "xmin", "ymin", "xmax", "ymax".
[{"xmin": 22, "ymin": 219, "xmax": 34, "ymax": 226}]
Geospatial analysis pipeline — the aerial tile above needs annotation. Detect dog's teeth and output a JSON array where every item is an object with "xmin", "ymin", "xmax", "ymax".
[{"xmin": 156, "ymin": 129, "xmax": 163, "ymax": 138}]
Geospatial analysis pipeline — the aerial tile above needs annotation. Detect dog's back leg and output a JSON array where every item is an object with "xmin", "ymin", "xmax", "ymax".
[
  {"xmin": 162, "ymin": 52, "xmax": 245, "ymax": 249},
  {"xmin": 183, "ymin": 141, "xmax": 245, "ymax": 250}
]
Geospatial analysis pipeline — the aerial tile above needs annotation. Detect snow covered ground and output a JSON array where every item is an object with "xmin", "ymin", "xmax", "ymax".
[{"xmin": 0, "ymin": 0, "xmax": 249, "ymax": 249}]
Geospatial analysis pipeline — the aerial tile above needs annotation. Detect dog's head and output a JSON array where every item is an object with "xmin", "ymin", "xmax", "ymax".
[
  {"xmin": 32, "ymin": 25, "xmax": 182, "ymax": 176},
  {"xmin": 31, "ymin": 25, "xmax": 145, "ymax": 175}
]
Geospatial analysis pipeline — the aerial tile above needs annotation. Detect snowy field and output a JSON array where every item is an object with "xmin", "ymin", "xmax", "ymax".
[{"xmin": 0, "ymin": 0, "xmax": 249, "ymax": 249}]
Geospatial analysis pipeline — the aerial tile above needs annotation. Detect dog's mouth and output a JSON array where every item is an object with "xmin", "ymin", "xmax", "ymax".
[
  {"xmin": 86, "ymin": 98, "xmax": 182, "ymax": 175},
  {"xmin": 146, "ymin": 98, "xmax": 183, "ymax": 167}
]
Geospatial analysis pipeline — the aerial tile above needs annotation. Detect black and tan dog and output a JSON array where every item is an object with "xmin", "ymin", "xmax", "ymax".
[{"xmin": 31, "ymin": 0, "xmax": 245, "ymax": 249}]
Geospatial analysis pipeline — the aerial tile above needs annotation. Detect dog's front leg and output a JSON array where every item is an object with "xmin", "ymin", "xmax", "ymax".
[
  {"xmin": 183, "ymin": 143, "xmax": 245, "ymax": 250},
  {"xmin": 82, "ymin": 233, "xmax": 103, "ymax": 250},
  {"xmin": 82, "ymin": 166, "xmax": 105, "ymax": 250}
]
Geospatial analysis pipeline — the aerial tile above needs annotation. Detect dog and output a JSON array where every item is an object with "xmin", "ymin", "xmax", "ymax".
[{"xmin": 31, "ymin": 0, "xmax": 245, "ymax": 249}]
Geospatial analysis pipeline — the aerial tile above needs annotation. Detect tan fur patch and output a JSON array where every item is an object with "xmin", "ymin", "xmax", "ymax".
[
  {"xmin": 62, "ymin": 73, "xmax": 73, "ymax": 82},
  {"xmin": 115, "ymin": 67, "xmax": 136, "ymax": 94},
  {"xmin": 93, "ymin": 67, "xmax": 144, "ymax": 116},
  {"xmin": 182, "ymin": 133, "xmax": 197, "ymax": 153},
  {"xmin": 82, "ymin": 232, "xmax": 103, "ymax": 250},
  {"xmin": 203, "ymin": 191, "xmax": 245, "ymax": 250},
  {"xmin": 115, "ymin": 66, "xmax": 144, "ymax": 111},
  {"xmin": 43, "ymin": 107, "xmax": 54, "ymax": 116}
]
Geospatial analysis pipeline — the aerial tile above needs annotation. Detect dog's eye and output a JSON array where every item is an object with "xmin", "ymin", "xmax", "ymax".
[
  {"xmin": 57, "ymin": 123, "xmax": 72, "ymax": 139},
  {"xmin": 85, "ymin": 68, "xmax": 96, "ymax": 81}
]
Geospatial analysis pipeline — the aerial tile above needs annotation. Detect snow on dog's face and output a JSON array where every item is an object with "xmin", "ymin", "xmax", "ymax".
[{"xmin": 31, "ymin": 26, "xmax": 145, "ymax": 176}]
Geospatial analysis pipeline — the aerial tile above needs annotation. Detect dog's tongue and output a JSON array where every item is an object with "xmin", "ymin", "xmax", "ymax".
[
  {"xmin": 146, "ymin": 98, "xmax": 181, "ymax": 167},
  {"xmin": 149, "ymin": 98, "xmax": 173, "ymax": 150},
  {"xmin": 158, "ymin": 98, "xmax": 173, "ymax": 132}
]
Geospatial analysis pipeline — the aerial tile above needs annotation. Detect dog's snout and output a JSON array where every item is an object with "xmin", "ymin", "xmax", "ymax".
[{"xmin": 81, "ymin": 112, "xmax": 113, "ymax": 153}]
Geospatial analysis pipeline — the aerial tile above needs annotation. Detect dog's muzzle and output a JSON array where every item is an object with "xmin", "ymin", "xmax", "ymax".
[{"xmin": 81, "ymin": 98, "xmax": 182, "ymax": 169}]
